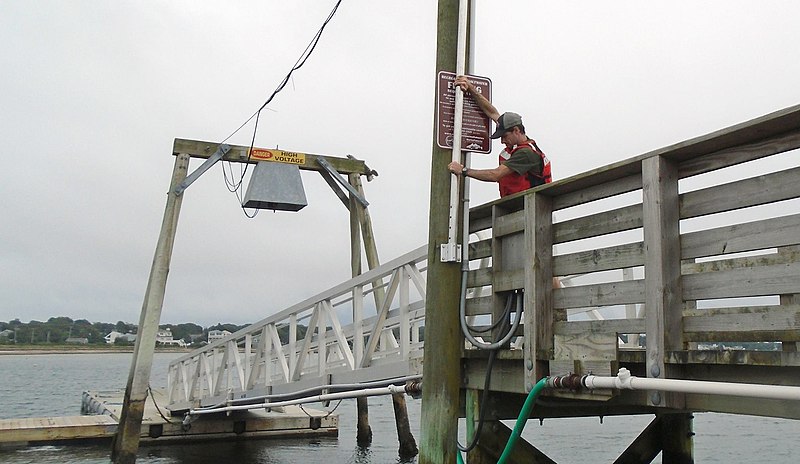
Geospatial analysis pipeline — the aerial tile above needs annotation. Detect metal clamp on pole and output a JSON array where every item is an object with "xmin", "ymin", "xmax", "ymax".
[{"xmin": 174, "ymin": 144, "xmax": 231, "ymax": 195}]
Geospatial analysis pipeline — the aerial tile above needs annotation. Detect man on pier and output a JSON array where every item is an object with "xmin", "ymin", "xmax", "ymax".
[
  {"xmin": 447, "ymin": 75, "xmax": 551, "ymax": 197},
  {"xmin": 448, "ymin": 76, "xmax": 561, "ymax": 289}
]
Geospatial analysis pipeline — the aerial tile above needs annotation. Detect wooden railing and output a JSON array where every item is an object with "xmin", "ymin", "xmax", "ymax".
[{"xmin": 463, "ymin": 104, "xmax": 800, "ymax": 413}]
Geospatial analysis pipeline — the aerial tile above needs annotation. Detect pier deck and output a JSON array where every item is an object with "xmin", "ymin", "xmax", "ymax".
[{"xmin": 0, "ymin": 389, "xmax": 336, "ymax": 447}]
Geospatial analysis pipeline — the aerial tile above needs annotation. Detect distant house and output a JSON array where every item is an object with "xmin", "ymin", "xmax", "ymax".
[
  {"xmin": 0, "ymin": 329, "xmax": 13, "ymax": 340},
  {"xmin": 65, "ymin": 337, "xmax": 89, "ymax": 345},
  {"xmin": 104, "ymin": 331, "xmax": 137, "ymax": 344},
  {"xmin": 156, "ymin": 328, "xmax": 186, "ymax": 347},
  {"xmin": 104, "ymin": 331, "xmax": 123, "ymax": 344},
  {"xmin": 207, "ymin": 330, "xmax": 231, "ymax": 343}
]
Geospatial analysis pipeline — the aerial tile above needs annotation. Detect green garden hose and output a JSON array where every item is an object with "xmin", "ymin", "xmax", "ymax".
[{"xmin": 457, "ymin": 377, "xmax": 548, "ymax": 463}]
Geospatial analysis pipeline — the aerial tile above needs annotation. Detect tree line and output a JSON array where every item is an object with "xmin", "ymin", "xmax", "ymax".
[{"xmin": 0, "ymin": 317, "xmax": 249, "ymax": 346}]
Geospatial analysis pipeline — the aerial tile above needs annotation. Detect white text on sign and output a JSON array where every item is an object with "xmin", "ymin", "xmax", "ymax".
[{"xmin": 250, "ymin": 149, "xmax": 306, "ymax": 165}]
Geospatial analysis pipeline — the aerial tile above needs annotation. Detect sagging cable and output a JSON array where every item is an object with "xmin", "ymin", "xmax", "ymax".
[
  {"xmin": 460, "ymin": 285, "xmax": 522, "ymax": 351},
  {"xmin": 187, "ymin": 381, "xmax": 422, "ymax": 417},
  {"xmin": 193, "ymin": 374, "xmax": 421, "ymax": 411}
]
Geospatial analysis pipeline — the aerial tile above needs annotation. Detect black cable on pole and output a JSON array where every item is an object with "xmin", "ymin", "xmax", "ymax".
[{"xmin": 457, "ymin": 293, "xmax": 517, "ymax": 453}]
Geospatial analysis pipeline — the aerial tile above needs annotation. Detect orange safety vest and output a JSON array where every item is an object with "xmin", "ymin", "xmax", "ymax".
[{"xmin": 498, "ymin": 140, "xmax": 551, "ymax": 197}]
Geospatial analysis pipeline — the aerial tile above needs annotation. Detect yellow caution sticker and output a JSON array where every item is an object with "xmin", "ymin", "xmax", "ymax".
[{"xmin": 250, "ymin": 148, "xmax": 306, "ymax": 165}]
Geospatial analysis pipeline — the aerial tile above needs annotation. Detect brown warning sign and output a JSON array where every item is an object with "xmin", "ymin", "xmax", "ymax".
[{"xmin": 436, "ymin": 71, "xmax": 492, "ymax": 153}]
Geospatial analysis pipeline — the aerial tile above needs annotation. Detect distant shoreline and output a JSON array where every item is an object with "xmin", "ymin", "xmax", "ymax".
[{"xmin": 0, "ymin": 346, "xmax": 192, "ymax": 356}]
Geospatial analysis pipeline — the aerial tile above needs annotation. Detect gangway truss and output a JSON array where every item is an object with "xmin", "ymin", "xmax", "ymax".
[{"xmin": 167, "ymin": 246, "xmax": 428, "ymax": 411}]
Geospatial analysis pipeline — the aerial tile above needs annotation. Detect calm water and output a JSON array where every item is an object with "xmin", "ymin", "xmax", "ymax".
[{"xmin": 1, "ymin": 353, "xmax": 799, "ymax": 463}]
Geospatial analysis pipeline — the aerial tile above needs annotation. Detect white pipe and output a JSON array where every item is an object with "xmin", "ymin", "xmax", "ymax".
[
  {"xmin": 459, "ymin": 0, "xmax": 475, "ymax": 269},
  {"xmin": 583, "ymin": 368, "xmax": 800, "ymax": 401},
  {"xmin": 444, "ymin": 0, "xmax": 470, "ymax": 259},
  {"xmin": 188, "ymin": 384, "xmax": 411, "ymax": 416}
]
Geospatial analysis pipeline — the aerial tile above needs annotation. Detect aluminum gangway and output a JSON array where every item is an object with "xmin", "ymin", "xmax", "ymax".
[{"xmin": 166, "ymin": 245, "xmax": 429, "ymax": 412}]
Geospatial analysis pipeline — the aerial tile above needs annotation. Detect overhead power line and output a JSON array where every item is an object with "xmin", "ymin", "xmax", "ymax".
[{"xmin": 218, "ymin": 0, "xmax": 345, "ymax": 215}]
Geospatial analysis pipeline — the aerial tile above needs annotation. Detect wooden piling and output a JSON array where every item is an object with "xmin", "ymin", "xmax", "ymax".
[
  {"xmin": 392, "ymin": 390, "xmax": 419, "ymax": 459},
  {"xmin": 614, "ymin": 414, "xmax": 694, "ymax": 463},
  {"xmin": 347, "ymin": 173, "xmax": 373, "ymax": 446},
  {"xmin": 661, "ymin": 413, "xmax": 694, "ymax": 464},
  {"xmin": 419, "ymin": 1, "xmax": 466, "ymax": 462},
  {"xmin": 349, "ymin": 174, "xmax": 418, "ymax": 454},
  {"xmin": 352, "ymin": 175, "xmax": 418, "ymax": 455}
]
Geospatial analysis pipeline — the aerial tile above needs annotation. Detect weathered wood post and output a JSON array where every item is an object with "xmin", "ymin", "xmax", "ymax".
[
  {"xmin": 780, "ymin": 245, "xmax": 799, "ymax": 352},
  {"xmin": 661, "ymin": 413, "xmax": 695, "ymax": 463},
  {"xmin": 347, "ymin": 173, "xmax": 373, "ymax": 446},
  {"xmin": 642, "ymin": 155, "xmax": 685, "ymax": 410},
  {"xmin": 642, "ymin": 155, "xmax": 693, "ymax": 462},
  {"xmin": 112, "ymin": 153, "xmax": 190, "ymax": 463},
  {"xmin": 419, "ymin": 1, "xmax": 465, "ymax": 462},
  {"xmin": 349, "ymin": 174, "xmax": 418, "ymax": 456}
]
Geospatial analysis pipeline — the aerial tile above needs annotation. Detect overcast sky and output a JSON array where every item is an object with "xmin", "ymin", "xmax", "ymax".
[{"xmin": 2, "ymin": 1, "xmax": 799, "ymax": 327}]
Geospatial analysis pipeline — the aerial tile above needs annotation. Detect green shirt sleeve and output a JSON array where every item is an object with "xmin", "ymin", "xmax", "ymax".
[{"xmin": 502, "ymin": 147, "xmax": 542, "ymax": 176}]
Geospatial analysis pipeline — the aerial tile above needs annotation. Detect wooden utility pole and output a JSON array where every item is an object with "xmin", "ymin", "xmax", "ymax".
[
  {"xmin": 112, "ymin": 153, "xmax": 190, "ymax": 463},
  {"xmin": 419, "ymin": 1, "xmax": 467, "ymax": 462}
]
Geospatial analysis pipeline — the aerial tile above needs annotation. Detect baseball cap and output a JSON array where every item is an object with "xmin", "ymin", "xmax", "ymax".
[{"xmin": 490, "ymin": 112, "xmax": 523, "ymax": 139}]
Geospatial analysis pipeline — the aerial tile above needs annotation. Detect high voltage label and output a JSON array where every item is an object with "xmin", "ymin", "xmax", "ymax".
[{"xmin": 249, "ymin": 148, "xmax": 306, "ymax": 165}]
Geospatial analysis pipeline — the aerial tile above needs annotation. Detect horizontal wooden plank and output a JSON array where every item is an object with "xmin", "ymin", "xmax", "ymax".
[
  {"xmin": 555, "ymin": 279, "xmax": 645, "ymax": 310},
  {"xmin": 682, "ymin": 249, "xmax": 800, "ymax": 275},
  {"xmin": 554, "ymin": 332, "xmax": 618, "ymax": 361},
  {"xmin": 467, "ymin": 267, "xmax": 492, "ymax": 288},
  {"xmin": 680, "ymin": 166, "xmax": 800, "ymax": 219},
  {"xmin": 469, "ymin": 214, "xmax": 494, "ymax": 234},
  {"xmin": 685, "ymin": 394, "xmax": 800, "ymax": 421},
  {"xmin": 492, "ymin": 269, "xmax": 525, "ymax": 292},
  {"xmin": 684, "ymin": 305, "xmax": 800, "ymax": 342},
  {"xmin": 173, "ymin": 138, "xmax": 372, "ymax": 175},
  {"xmin": 554, "ymin": 318, "xmax": 645, "ymax": 336},
  {"xmin": 493, "ymin": 210, "xmax": 525, "ymax": 237},
  {"xmin": 554, "ymin": 204, "xmax": 642, "ymax": 244},
  {"xmin": 465, "ymin": 295, "xmax": 492, "ymax": 317},
  {"xmin": 541, "ymin": 106, "xmax": 800, "ymax": 203},
  {"xmin": 684, "ymin": 331, "xmax": 800, "ymax": 343},
  {"xmin": 554, "ymin": 242, "xmax": 644, "ymax": 276},
  {"xmin": 468, "ymin": 238, "xmax": 492, "ymax": 260},
  {"xmin": 553, "ymin": 174, "xmax": 643, "ymax": 211},
  {"xmin": 667, "ymin": 350, "xmax": 800, "ymax": 367},
  {"xmin": 681, "ymin": 213, "xmax": 800, "ymax": 259},
  {"xmin": 677, "ymin": 128, "xmax": 800, "ymax": 179},
  {"xmin": 0, "ymin": 415, "xmax": 118, "ymax": 443},
  {"xmin": 683, "ymin": 261, "xmax": 800, "ymax": 300}
]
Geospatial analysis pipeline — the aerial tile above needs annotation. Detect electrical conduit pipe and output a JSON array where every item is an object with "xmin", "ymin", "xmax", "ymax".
[{"xmin": 552, "ymin": 367, "xmax": 800, "ymax": 401}]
